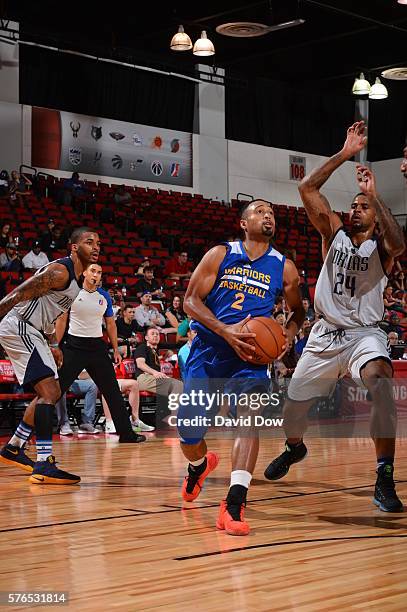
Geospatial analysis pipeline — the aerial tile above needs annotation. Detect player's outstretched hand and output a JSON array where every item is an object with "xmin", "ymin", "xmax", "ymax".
[
  {"xmin": 356, "ymin": 164, "xmax": 377, "ymax": 197},
  {"xmin": 221, "ymin": 314, "xmax": 257, "ymax": 362},
  {"xmin": 343, "ymin": 121, "xmax": 367, "ymax": 158}
]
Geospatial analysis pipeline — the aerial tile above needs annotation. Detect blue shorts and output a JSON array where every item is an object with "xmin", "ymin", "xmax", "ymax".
[{"xmin": 178, "ymin": 336, "xmax": 269, "ymax": 444}]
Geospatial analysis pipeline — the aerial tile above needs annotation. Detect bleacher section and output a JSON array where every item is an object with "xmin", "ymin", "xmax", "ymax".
[{"xmin": 0, "ymin": 172, "xmax": 344, "ymax": 296}]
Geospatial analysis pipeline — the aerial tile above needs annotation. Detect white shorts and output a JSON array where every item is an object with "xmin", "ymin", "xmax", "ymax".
[
  {"xmin": 288, "ymin": 319, "xmax": 390, "ymax": 402},
  {"xmin": 0, "ymin": 315, "xmax": 58, "ymax": 387}
]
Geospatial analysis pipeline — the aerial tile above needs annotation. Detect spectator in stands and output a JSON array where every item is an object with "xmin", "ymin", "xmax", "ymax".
[
  {"xmin": 177, "ymin": 326, "xmax": 197, "ymax": 380},
  {"xmin": 165, "ymin": 251, "xmax": 192, "ymax": 282},
  {"xmin": 273, "ymin": 296, "xmax": 286, "ymax": 315},
  {"xmin": 0, "ymin": 170, "xmax": 9, "ymax": 197},
  {"xmin": 109, "ymin": 280, "xmax": 124, "ymax": 302},
  {"xmin": 165, "ymin": 295, "xmax": 186, "ymax": 328},
  {"xmin": 57, "ymin": 371, "xmax": 99, "ymax": 435},
  {"xmin": 302, "ymin": 298, "xmax": 315, "ymax": 321},
  {"xmin": 136, "ymin": 257, "xmax": 151, "ymax": 277},
  {"xmin": 61, "ymin": 171, "xmax": 87, "ymax": 206},
  {"xmin": 108, "ymin": 289, "xmax": 125, "ymax": 319},
  {"xmin": 388, "ymin": 331, "xmax": 399, "ymax": 346},
  {"xmin": 0, "ymin": 222, "xmax": 11, "ymax": 248},
  {"xmin": 134, "ymin": 327, "xmax": 183, "ymax": 398},
  {"xmin": 274, "ymin": 311, "xmax": 286, "ymax": 326},
  {"xmin": 22, "ymin": 240, "xmax": 49, "ymax": 272},
  {"xmin": 39, "ymin": 218, "xmax": 55, "ymax": 250},
  {"xmin": 0, "ymin": 242, "xmax": 23, "ymax": 272},
  {"xmin": 135, "ymin": 267, "xmax": 165, "ymax": 300},
  {"xmin": 386, "ymin": 313, "xmax": 403, "ymax": 337},
  {"xmin": 41, "ymin": 224, "xmax": 67, "ymax": 259},
  {"xmin": 116, "ymin": 304, "xmax": 141, "ymax": 354},
  {"xmin": 9, "ymin": 170, "xmax": 32, "ymax": 206},
  {"xmin": 114, "ymin": 184, "xmax": 133, "ymax": 208},
  {"xmin": 295, "ymin": 319, "xmax": 312, "ymax": 356},
  {"xmin": 383, "ymin": 285, "xmax": 406, "ymax": 314},
  {"xmin": 134, "ymin": 292, "xmax": 165, "ymax": 331},
  {"xmin": 103, "ymin": 378, "xmax": 155, "ymax": 433}
]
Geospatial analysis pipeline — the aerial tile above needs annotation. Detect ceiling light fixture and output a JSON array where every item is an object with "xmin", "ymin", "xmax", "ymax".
[
  {"xmin": 352, "ymin": 73, "xmax": 371, "ymax": 95},
  {"xmin": 369, "ymin": 77, "xmax": 388, "ymax": 99},
  {"xmin": 170, "ymin": 25, "xmax": 192, "ymax": 51},
  {"xmin": 193, "ymin": 31, "xmax": 215, "ymax": 57},
  {"xmin": 397, "ymin": 0, "xmax": 407, "ymax": 5}
]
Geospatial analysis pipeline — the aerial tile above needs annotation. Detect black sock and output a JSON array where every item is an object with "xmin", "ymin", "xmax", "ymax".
[
  {"xmin": 188, "ymin": 458, "xmax": 207, "ymax": 476},
  {"xmin": 34, "ymin": 404, "xmax": 54, "ymax": 441},
  {"xmin": 226, "ymin": 485, "xmax": 247, "ymax": 521},
  {"xmin": 287, "ymin": 440, "xmax": 305, "ymax": 451}
]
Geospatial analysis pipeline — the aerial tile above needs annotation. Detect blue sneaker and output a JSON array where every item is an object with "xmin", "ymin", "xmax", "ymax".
[
  {"xmin": 29, "ymin": 455, "xmax": 81, "ymax": 485},
  {"xmin": 0, "ymin": 443, "xmax": 34, "ymax": 473}
]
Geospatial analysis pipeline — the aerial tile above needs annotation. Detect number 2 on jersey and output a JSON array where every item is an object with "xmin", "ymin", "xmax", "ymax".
[
  {"xmin": 333, "ymin": 272, "xmax": 356, "ymax": 297},
  {"xmin": 231, "ymin": 292, "xmax": 245, "ymax": 310}
]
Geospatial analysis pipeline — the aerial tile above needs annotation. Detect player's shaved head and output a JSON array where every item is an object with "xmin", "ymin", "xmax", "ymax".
[
  {"xmin": 240, "ymin": 199, "xmax": 273, "ymax": 219},
  {"xmin": 70, "ymin": 226, "xmax": 98, "ymax": 244}
]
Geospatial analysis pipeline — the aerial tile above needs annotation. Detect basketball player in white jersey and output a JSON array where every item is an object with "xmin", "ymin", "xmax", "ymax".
[
  {"xmin": 264, "ymin": 121, "xmax": 406, "ymax": 512},
  {"xmin": 0, "ymin": 227, "xmax": 100, "ymax": 484}
]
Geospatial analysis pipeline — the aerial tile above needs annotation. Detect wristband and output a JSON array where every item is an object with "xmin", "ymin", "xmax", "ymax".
[{"xmin": 49, "ymin": 343, "xmax": 59, "ymax": 348}]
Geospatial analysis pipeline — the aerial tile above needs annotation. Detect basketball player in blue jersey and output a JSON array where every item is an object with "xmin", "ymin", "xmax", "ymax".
[
  {"xmin": 265, "ymin": 121, "xmax": 406, "ymax": 512},
  {"xmin": 0, "ymin": 227, "xmax": 100, "ymax": 484},
  {"xmin": 178, "ymin": 200, "xmax": 305, "ymax": 535}
]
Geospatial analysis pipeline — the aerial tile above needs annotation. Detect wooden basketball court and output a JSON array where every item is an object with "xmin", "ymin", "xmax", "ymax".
[{"xmin": 0, "ymin": 434, "xmax": 406, "ymax": 611}]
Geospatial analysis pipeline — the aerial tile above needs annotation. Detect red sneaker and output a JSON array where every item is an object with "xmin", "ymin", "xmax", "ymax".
[
  {"xmin": 181, "ymin": 452, "xmax": 219, "ymax": 502},
  {"xmin": 216, "ymin": 499, "xmax": 250, "ymax": 536}
]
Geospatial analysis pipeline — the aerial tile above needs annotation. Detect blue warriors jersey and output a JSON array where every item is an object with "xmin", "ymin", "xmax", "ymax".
[{"xmin": 191, "ymin": 240, "xmax": 286, "ymax": 347}]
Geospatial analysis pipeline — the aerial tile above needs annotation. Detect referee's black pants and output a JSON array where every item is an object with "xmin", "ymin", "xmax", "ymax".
[{"xmin": 58, "ymin": 335, "xmax": 134, "ymax": 437}]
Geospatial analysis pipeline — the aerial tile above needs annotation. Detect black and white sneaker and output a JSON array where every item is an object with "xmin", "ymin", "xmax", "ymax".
[
  {"xmin": 264, "ymin": 441, "xmax": 307, "ymax": 481},
  {"xmin": 374, "ymin": 463, "xmax": 403, "ymax": 512}
]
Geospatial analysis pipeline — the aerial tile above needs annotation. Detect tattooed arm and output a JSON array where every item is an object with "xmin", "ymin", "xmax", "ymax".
[
  {"xmin": 0, "ymin": 263, "xmax": 69, "ymax": 320},
  {"xmin": 356, "ymin": 165, "xmax": 405, "ymax": 272},
  {"xmin": 299, "ymin": 121, "xmax": 368, "ymax": 242}
]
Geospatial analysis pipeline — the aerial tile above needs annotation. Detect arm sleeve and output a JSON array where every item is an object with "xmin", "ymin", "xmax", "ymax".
[
  {"xmin": 98, "ymin": 288, "xmax": 114, "ymax": 317},
  {"xmin": 177, "ymin": 318, "xmax": 190, "ymax": 337}
]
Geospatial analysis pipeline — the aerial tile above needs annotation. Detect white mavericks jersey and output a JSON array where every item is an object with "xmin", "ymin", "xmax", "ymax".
[
  {"xmin": 11, "ymin": 257, "xmax": 81, "ymax": 334},
  {"xmin": 314, "ymin": 228, "xmax": 386, "ymax": 329}
]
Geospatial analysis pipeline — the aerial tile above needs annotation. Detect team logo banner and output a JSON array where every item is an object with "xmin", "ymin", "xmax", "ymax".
[{"xmin": 31, "ymin": 106, "xmax": 193, "ymax": 187}]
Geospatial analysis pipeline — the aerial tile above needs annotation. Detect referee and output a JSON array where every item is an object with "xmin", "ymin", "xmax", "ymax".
[{"xmin": 56, "ymin": 262, "xmax": 145, "ymax": 443}]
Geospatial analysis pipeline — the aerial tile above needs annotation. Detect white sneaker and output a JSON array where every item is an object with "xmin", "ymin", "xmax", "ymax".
[
  {"xmin": 104, "ymin": 420, "xmax": 117, "ymax": 434},
  {"xmin": 131, "ymin": 417, "xmax": 155, "ymax": 432},
  {"xmin": 78, "ymin": 423, "xmax": 100, "ymax": 434},
  {"xmin": 60, "ymin": 423, "xmax": 74, "ymax": 435}
]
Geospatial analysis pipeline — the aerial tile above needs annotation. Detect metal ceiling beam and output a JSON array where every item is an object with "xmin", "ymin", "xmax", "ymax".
[
  {"xmin": 302, "ymin": 0, "xmax": 407, "ymax": 34},
  {"xmin": 223, "ymin": 15, "xmax": 407, "ymax": 69}
]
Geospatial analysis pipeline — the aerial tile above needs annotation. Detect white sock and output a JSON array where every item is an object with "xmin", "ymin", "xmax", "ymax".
[
  {"xmin": 190, "ymin": 456, "xmax": 206, "ymax": 467},
  {"xmin": 10, "ymin": 420, "xmax": 32, "ymax": 448},
  {"xmin": 230, "ymin": 470, "xmax": 252, "ymax": 489}
]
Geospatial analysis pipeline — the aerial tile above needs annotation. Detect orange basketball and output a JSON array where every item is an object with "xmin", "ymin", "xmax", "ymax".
[{"xmin": 242, "ymin": 317, "xmax": 286, "ymax": 364}]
